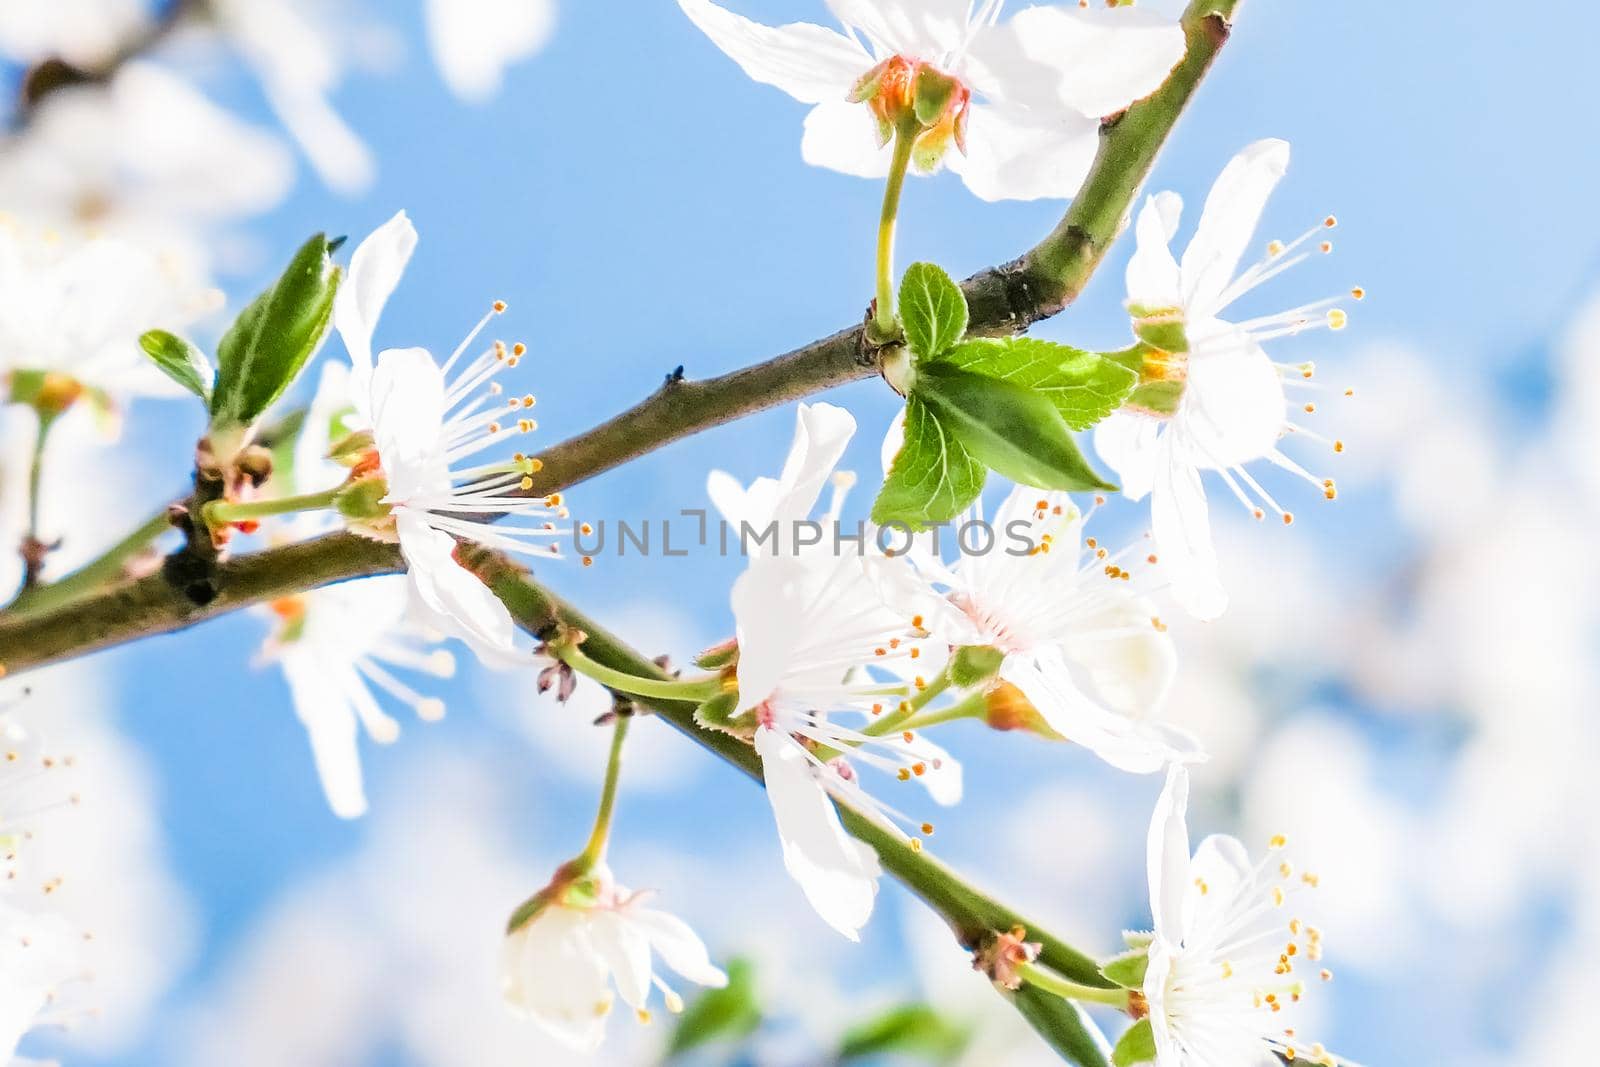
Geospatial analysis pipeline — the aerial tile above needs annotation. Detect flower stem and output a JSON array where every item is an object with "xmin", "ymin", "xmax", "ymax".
[
  {"xmin": 577, "ymin": 713, "xmax": 630, "ymax": 870},
  {"xmin": 555, "ymin": 641, "xmax": 722, "ymax": 703},
  {"xmin": 6, "ymin": 503, "xmax": 175, "ymax": 616},
  {"xmin": 1017, "ymin": 962, "xmax": 1131, "ymax": 1010},
  {"xmin": 19, "ymin": 413, "xmax": 57, "ymax": 588},
  {"xmin": 202, "ymin": 487, "xmax": 341, "ymax": 527},
  {"xmin": 863, "ymin": 664, "xmax": 952, "ymax": 737},
  {"xmin": 870, "ymin": 121, "xmax": 919, "ymax": 342},
  {"xmin": 896, "ymin": 689, "xmax": 987, "ymax": 732}
]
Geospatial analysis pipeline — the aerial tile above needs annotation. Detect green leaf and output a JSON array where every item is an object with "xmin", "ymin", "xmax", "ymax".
[
  {"xmin": 936, "ymin": 337, "xmax": 1136, "ymax": 430},
  {"xmin": 899, "ymin": 262, "xmax": 968, "ymax": 360},
  {"xmin": 871, "ymin": 395, "xmax": 986, "ymax": 530},
  {"xmin": 837, "ymin": 1002, "xmax": 972, "ymax": 1064},
  {"xmin": 693, "ymin": 689, "xmax": 740, "ymax": 733},
  {"xmin": 211, "ymin": 233, "xmax": 342, "ymax": 432},
  {"xmin": 1099, "ymin": 948, "xmax": 1150, "ymax": 990},
  {"xmin": 915, "ymin": 364, "xmax": 1116, "ymax": 494},
  {"xmin": 665, "ymin": 957, "xmax": 762, "ymax": 1058},
  {"xmin": 138, "ymin": 329, "xmax": 214, "ymax": 404},
  {"xmin": 1111, "ymin": 1018, "xmax": 1157, "ymax": 1067}
]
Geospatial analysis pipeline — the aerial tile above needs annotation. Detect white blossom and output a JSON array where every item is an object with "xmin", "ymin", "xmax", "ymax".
[
  {"xmin": 331, "ymin": 211, "xmax": 565, "ymax": 664},
  {"xmin": 1096, "ymin": 139, "xmax": 1358, "ymax": 619},
  {"xmin": 1142, "ymin": 764, "xmax": 1341, "ymax": 1067},
  {"xmin": 501, "ymin": 863, "xmax": 726, "ymax": 1053},
  {"xmin": 711, "ymin": 402, "xmax": 958, "ymax": 940},
  {"xmin": 676, "ymin": 0, "xmax": 1184, "ymax": 201},
  {"xmin": 0, "ymin": 0, "xmax": 148, "ymax": 67}
]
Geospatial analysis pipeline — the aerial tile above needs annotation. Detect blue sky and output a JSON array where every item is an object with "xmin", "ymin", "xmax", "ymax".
[{"xmin": 14, "ymin": 0, "xmax": 1600, "ymax": 1063}]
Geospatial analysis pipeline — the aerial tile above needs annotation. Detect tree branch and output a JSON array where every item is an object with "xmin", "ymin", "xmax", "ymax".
[{"xmin": 0, "ymin": 0, "xmax": 1240, "ymax": 678}]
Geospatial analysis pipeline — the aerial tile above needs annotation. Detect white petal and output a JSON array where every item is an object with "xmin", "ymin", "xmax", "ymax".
[
  {"xmin": 425, "ymin": 0, "xmax": 554, "ymax": 102},
  {"xmin": 947, "ymin": 100, "xmax": 1098, "ymax": 203},
  {"xmin": 501, "ymin": 911, "xmax": 612, "ymax": 1052},
  {"xmin": 880, "ymin": 407, "xmax": 907, "ymax": 476},
  {"xmin": 729, "ymin": 557, "xmax": 803, "ymax": 711},
  {"xmin": 1061, "ymin": 593, "xmax": 1177, "ymax": 718},
  {"xmin": 1000, "ymin": 655, "xmax": 1189, "ymax": 774},
  {"xmin": 1150, "ymin": 444, "xmax": 1226, "ymax": 620},
  {"xmin": 1173, "ymin": 329, "xmax": 1286, "ymax": 470},
  {"xmin": 1004, "ymin": 6, "xmax": 1186, "ymax": 117},
  {"xmin": 1125, "ymin": 192, "xmax": 1184, "ymax": 309},
  {"xmin": 827, "ymin": 0, "xmax": 970, "ymax": 58},
  {"xmin": 1180, "ymin": 139, "xmax": 1291, "ymax": 316},
  {"xmin": 1181, "ymin": 833, "xmax": 1254, "ymax": 941},
  {"xmin": 369, "ymin": 346, "xmax": 449, "ymax": 500},
  {"xmin": 588, "ymin": 912, "xmax": 653, "ymax": 1011},
  {"xmin": 677, "ymin": 0, "xmax": 870, "ymax": 105},
  {"xmin": 630, "ymin": 908, "xmax": 728, "ymax": 989},
  {"xmin": 771, "ymin": 402, "xmax": 857, "ymax": 525},
  {"xmin": 336, "ymin": 211, "xmax": 418, "ymax": 392},
  {"xmin": 801, "ymin": 99, "xmax": 893, "ymax": 179},
  {"xmin": 1146, "ymin": 763, "xmax": 1192, "ymax": 943},
  {"xmin": 755, "ymin": 727, "xmax": 880, "ymax": 940},
  {"xmin": 396, "ymin": 512, "xmax": 519, "ymax": 661},
  {"xmin": 909, "ymin": 735, "xmax": 962, "ymax": 806},
  {"xmin": 1094, "ymin": 412, "xmax": 1163, "ymax": 502},
  {"xmin": 279, "ymin": 653, "xmax": 368, "ymax": 819}
]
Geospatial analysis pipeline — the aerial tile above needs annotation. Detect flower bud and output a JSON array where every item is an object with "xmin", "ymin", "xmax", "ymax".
[
  {"xmin": 6, "ymin": 369, "xmax": 85, "ymax": 418},
  {"xmin": 982, "ymin": 681, "xmax": 1064, "ymax": 740}
]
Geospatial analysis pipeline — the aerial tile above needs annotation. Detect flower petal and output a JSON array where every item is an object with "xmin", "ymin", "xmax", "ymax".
[
  {"xmin": 754, "ymin": 726, "xmax": 880, "ymax": 940},
  {"xmin": 630, "ymin": 907, "xmax": 728, "ymax": 989},
  {"xmin": 1003, "ymin": 5, "xmax": 1186, "ymax": 117},
  {"xmin": 1174, "ymin": 328, "xmax": 1286, "ymax": 470},
  {"xmin": 336, "ymin": 210, "xmax": 418, "ymax": 396},
  {"xmin": 1180, "ymin": 139, "xmax": 1291, "ymax": 316},
  {"xmin": 801, "ymin": 99, "xmax": 893, "ymax": 178},
  {"xmin": 501, "ymin": 909, "xmax": 612, "ymax": 1052},
  {"xmin": 1147, "ymin": 763, "xmax": 1192, "ymax": 943},
  {"xmin": 677, "ymin": 0, "xmax": 870, "ymax": 105},
  {"xmin": 946, "ymin": 100, "xmax": 1098, "ymax": 202},
  {"xmin": 279, "ymin": 654, "xmax": 368, "ymax": 819},
  {"xmin": 1150, "ymin": 443, "xmax": 1226, "ymax": 620},
  {"xmin": 1125, "ymin": 192, "xmax": 1184, "ymax": 309},
  {"xmin": 588, "ymin": 911, "xmax": 653, "ymax": 1011},
  {"xmin": 396, "ymin": 512, "xmax": 519, "ymax": 662},
  {"xmin": 771, "ymin": 402, "xmax": 857, "ymax": 525},
  {"xmin": 424, "ymin": 0, "xmax": 554, "ymax": 102},
  {"xmin": 1094, "ymin": 413, "xmax": 1163, "ymax": 502},
  {"xmin": 369, "ymin": 346, "xmax": 450, "ymax": 500},
  {"xmin": 1181, "ymin": 833, "xmax": 1254, "ymax": 943}
]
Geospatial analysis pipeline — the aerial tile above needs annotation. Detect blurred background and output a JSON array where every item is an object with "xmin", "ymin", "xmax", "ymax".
[{"xmin": 1, "ymin": 0, "xmax": 1597, "ymax": 1063}]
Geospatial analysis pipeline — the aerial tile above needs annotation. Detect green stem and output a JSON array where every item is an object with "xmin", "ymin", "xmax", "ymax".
[
  {"xmin": 1018, "ymin": 962, "xmax": 1132, "ymax": 1010},
  {"xmin": 577, "ymin": 714, "xmax": 631, "ymax": 870},
  {"xmin": 862, "ymin": 663, "xmax": 951, "ymax": 737},
  {"xmin": 896, "ymin": 689, "xmax": 987, "ymax": 732},
  {"xmin": 6, "ymin": 504, "xmax": 175, "ymax": 617},
  {"xmin": 203, "ymin": 487, "xmax": 340, "ymax": 527},
  {"xmin": 871, "ymin": 122, "xmax": 918, "ymax": 341},
  {"xmin": 19, "ymin": 413, "xmax": 55, "ymax": 588},
  {"xmin": 555, "ymin": 641, "xmax": 722, "ymax": 703}
]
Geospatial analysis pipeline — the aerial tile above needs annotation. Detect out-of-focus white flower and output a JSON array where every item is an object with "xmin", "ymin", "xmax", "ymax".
[
  {"xmin": 424, "ymin": 0, "xmax": 556, "ymax": 102},
  {"xmin": 210, "ymin": 0, "xmax": 375, "ymax": 193},
  {"xmin": 676, "ymin": 0, "xmax": 1184, "ymax": 201},
  {"xmin": 501, "ymin": 862, "xmax": 726, "ymax": 1052},
  {"xmin": 882, "ymin": 468, "xmax": 1196, "ymax": 773},
  {"xmin": 1143, "ymin": 764, "xmax": 1341, "ymax": 1067},
  {"xmin": 0, "ymin": 0, "xmax": 148, "ymax": 67},
  {"xmin": 711, "ymin": 402, "xmax": 957, "ymax": 940},
  {"xmin": 0, "ymin": 218, "xmax": 221, "ymax": 413},
  {"xmin": 0, "ymin": 62, "xmax": 293, "ymax": 237},
  {"xmin": 257, "ymin": 577, "xmax": 456, "ymax": 820},
  {"xmin": 331, "ymin": 211, "xmax": 565, "ymax": 663},
  {"xmin": 1096, "ymin": 139, "xmax": 1357, "ymax": 619}
]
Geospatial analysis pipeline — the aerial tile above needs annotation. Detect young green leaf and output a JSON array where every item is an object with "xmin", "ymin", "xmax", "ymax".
[
  {"xmin": 836, "ymin": 1002, "xmax": 972, "ymax": 1063},
  {"xmin": 899, "ymin": 261, "xmax": 968, "ymax": 359},
  {"xmin": 1111, "ymin": 1018, "xmax": 1157, "ymax": 1067},
  {"xmin": 665, "ymin": 958, "xmax": 762, "ymax": 1058},
  {"xmin": 210, "ymin": 233, "xmax": 343, "ymax": 434},
  {"xmin": 871, "ymin": 395, "xmax": 986, "ymax": 529},
  {"xmin": 915, "ymin": 364, "xmax": 1117, "ymax": 493},
  {"xmin": 1099, "ymin": 947, "xmax": 1150, "ymax": 989},
  {"xmin": 936, "ymin": 337, "xmax": 1137, "ymax": 430},
  {"xmin": 138, "ymin": 329, "xmax": 214, "ymax": 404}
]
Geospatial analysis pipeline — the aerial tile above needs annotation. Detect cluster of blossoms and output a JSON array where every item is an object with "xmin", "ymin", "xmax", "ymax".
[{"xmin": 0, "ymin": 0, "xmax": 1367, "ymax": 1061}]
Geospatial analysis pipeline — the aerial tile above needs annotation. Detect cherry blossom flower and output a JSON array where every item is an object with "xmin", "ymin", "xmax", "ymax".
[
  {"xmin": 676, "ymin": 0, "xmax": 1184, "ymax": 201},
  {"xmin": 0, "ymin": 0, "xmax": 147, "ymax": 68},
  {"xmin": 710, "ymin": 402, "xmax": 959, "ymax": 939},
  {"xmin": 1143, "ymin": 764, "xmax": 1342, "ymax": 1067},
  {"xmin": 330, "ymin": 211, "xmax": 565, "ymax": 663},
  {"xmin": 258, "ymin": 577, "xmax": 456, "ymax": 820},
  {"xmin": 0, "ymin": 218, "xmax": 221, "ymax": 420},
  {"xmin": 501, "ymin": 862, "xmax": 725, "ymax": 1052},
  {"xmin": 1095, "ymin": 139, "xmax": 1358, "ymax": 619},
  {"xmin": 424, "ymin": 0, "xmax": 557, "ymax": 102},
  {"xmin": 880, "ymin": 470, "xmax": 1200, "ymax": 773}
]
